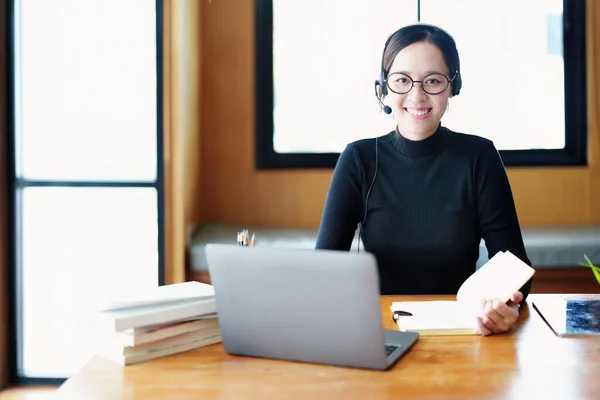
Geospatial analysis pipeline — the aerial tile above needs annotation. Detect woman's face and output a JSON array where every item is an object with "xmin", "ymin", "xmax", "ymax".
[{"xmin": 385, "ymin": 40, "xmax": 452, "ymax": 140}]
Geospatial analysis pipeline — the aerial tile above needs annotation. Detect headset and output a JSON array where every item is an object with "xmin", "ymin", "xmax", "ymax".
[
  {"xmin": 358, "ymin": 23, "xmax": 462, "ymax": 253},
  {"xmin": 374, "ymin": 23, "xmax": 462, "ymax": 104}
]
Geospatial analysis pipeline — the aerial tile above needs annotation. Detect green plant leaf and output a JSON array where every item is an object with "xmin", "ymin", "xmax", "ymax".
[
  {"xmin": 581, "ymin": 254, "xmax": 600, "ymax": 285},
  {"xmin": 592, "ymin": 268, "xmax": 600, "ymax": 285},
  {"xmin": 579, "ymin": 262, "xmax": 600, "ymax": 272},
  {"xmin": 584, "ymin": 253, "xmax": 595, "ymax": 266}
]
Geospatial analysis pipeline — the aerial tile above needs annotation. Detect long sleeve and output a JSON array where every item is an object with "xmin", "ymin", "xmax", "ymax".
[
  {"xmin": 315, "ymin": 144, "xmax": 364, "ymax": 250},
  {"xmin": 474, "ymin": 141, "xmax": 533, "ymax": 299}
]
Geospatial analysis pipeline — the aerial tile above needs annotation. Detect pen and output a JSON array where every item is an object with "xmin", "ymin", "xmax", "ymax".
[
  {"xmin": 392, "ymin": 310, "xmax": 413, "ymax": 321},
  {"xmin": 237, "ymin": 229, "xmax": 256, "ymax": 247}
]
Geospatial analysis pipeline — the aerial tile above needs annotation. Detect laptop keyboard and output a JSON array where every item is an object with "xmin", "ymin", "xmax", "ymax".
[{"xmin": 385, "ymin": 344, "xmax": 400, "ymax": 357}]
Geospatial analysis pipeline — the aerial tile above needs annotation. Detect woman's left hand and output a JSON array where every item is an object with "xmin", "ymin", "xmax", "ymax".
[{"xmin": 476, "ymin": 291, "xmax": 523, "ymax": 336}]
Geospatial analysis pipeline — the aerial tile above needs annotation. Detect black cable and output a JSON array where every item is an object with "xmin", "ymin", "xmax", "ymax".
[{"xmin": 358, "ymin": 136, "xmax": 378, "ymax": 253}]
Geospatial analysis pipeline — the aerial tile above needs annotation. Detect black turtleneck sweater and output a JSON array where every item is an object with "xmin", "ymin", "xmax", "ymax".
[{"xmin": 315, "ymin": 126, "xmax": 533, "ymax": 297}]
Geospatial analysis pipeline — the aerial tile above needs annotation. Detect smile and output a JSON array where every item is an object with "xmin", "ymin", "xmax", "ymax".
[{"xmin": 404, "ymin": 108, "xmax": 432, "ymax": 118}]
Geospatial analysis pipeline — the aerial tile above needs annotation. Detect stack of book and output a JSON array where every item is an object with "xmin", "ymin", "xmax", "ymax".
[{"xmin": 95, "ymin": 281, "xmax": 221, "ymax": 365}]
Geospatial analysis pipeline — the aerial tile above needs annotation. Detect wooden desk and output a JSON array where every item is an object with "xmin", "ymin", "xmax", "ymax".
[{"xmin": 57, "ymin": 295, "xmax": 600, "ymax": 400}]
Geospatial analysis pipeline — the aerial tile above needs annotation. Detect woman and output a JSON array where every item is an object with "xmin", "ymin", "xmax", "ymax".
[{"xmin": 315, "ymin": 23, "xmax": 532, "ymax": 336}]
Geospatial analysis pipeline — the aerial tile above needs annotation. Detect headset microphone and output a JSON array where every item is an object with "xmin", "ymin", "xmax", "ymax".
[
  {"xmin": 377, "ymin": 97, "xmax": 392, "ymax": 115},
  {"xmin": 375, "ymin": 80, "xmax": 392, "ymax": 115}
]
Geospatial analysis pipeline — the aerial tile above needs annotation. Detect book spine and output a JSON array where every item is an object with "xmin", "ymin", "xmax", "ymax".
[{"xmin": 114, "ymin": 301, "xmax": 217, "ymax": 331}]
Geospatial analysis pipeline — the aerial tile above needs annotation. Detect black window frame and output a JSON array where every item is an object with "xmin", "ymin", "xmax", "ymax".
[
  {"xmin": 5, "ymin": 0, "xmax": 165, "ymax": 385},
  {"xmin": 255, "ymin": 0, "xmax": 587, "ymax": 169}
]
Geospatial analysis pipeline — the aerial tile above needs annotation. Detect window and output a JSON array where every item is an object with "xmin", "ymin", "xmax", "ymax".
[
  {"xmin": 256, "ymin": 0, "xmax": 587, "ymax": 169},
  {"xmin": 8, "ymin": 0, "xmax": 164, "ymax": 381}
]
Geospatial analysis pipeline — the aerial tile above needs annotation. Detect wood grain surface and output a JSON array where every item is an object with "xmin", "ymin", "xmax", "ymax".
[{"xmin": 56, "ymin": 294, "xmax": 600, "ymax": 400}]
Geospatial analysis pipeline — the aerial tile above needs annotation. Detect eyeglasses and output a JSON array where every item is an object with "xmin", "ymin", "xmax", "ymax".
[{"xmin": 385, "ymin": 72, "xmax": 456, "ymax": 95}]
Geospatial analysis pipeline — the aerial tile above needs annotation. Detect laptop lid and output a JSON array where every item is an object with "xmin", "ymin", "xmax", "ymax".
[{"xmin": 205, "ymin": 244, "xmax": 394, "ymax": 370}]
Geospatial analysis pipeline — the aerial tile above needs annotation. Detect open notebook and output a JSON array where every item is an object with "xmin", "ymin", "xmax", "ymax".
[{"xmin": 390, "ymin": 250, "xmax": 536, "ymax": 335}]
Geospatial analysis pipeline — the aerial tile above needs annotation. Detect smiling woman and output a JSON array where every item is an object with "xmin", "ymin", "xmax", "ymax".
[
  {"xmin": 315, "ymin": 25, "xmax": 532, "ymax": 339},
  {"xmin": 375, "ymin": 31, "xmax": 459, "ymax": 141}
]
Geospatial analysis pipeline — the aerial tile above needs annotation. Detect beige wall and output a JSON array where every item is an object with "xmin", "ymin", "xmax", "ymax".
[
  {"xmin": 588, "ymin": 0, "xmax": 600, "ymax": 224},
  {"xmin": 163, "ymin": 0, "xmax": 202, "ymax": 283},
  {"xmin": 198, "ymin": 0, "xmax": 600, "ymax": 229}
]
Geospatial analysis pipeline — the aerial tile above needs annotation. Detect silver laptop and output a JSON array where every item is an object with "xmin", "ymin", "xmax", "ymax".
[{"xmin": 205, "ymin": 244, "xmax": 419, "ymax": 370}]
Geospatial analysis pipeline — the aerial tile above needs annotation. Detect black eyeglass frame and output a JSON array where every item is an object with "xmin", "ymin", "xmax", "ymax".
[{"xmin": 384, "ymin": 71, "xmax": 457, "ymax": 95}]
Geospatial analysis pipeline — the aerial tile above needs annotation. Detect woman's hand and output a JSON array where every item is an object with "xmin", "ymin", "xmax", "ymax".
[{"xmin": 475, "ymin": 291, "xmax": 523, "ymax": 336}]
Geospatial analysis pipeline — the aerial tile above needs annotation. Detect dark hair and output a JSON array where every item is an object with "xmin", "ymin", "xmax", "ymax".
[{"xmin": 378, "ymin": 24, "xmax": 462, "ymax": 97}]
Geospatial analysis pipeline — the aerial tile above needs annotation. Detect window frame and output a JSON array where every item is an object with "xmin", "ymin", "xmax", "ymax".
[
  {"xmin": 5, "ymin": 0, "xmax": 165, "ymax": 384},
  {"xmin": 255, "ymin": 0, "xmax": 588, "ymax": 169}
]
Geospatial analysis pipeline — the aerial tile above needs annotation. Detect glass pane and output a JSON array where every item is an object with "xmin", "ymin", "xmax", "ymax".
[
  {"xmin": 16, "ymin": 0, "xmax": 157, "ymax": 181},
  {"xmin": 419, "ymin": 0, "xmax": 564, "ymax": 150},
  {"xmin": 272, "ymin": 0, "xmax": 565, "ymax": 153},
  {"xmin": 19, "ymin": 187, "xmax": 159, "ymax": 378},
  {"xmin": 272, "ymin": 0, "xmax": 418, "ymax": 153}
]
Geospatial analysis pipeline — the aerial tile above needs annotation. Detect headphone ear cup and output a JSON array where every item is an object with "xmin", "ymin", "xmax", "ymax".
[
  {"xmin": 375, "ymin": 79, "xmax": 387, "ymax": 97},
  {"xmin": 379, "ymin": 74, "xmax": 387, "ymax": 96},
  {"xmin": 452, "ymin": 72, "xmax": 462, "ymax": 96}
]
